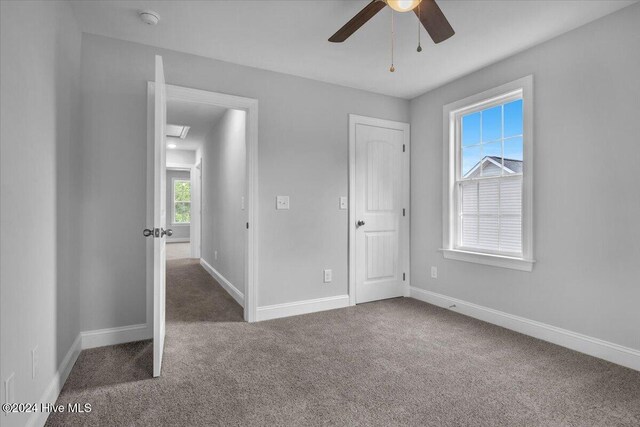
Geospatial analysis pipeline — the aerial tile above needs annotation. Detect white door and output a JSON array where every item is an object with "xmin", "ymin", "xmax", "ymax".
[
  {"xmin": 353, "ymin": 117, "xmax": 409, "ymax": 304},
  {"xmin": 153, "ymin": 55, "xmax": 167, "ymax": 377}
]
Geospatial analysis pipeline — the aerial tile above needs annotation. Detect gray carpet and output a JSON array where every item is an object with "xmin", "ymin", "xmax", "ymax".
[
  {"xmin": 165, "ymin": 242, "xmax": 191, "ymax": 260},
  {"xmin": 47, "ymin": 259, "xmax": 640, "ymax": 426}
]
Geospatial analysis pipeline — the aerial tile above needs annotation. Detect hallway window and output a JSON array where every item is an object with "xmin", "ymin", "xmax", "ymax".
[{"xmin": 173, "ymin": 179, "xmax": 191, "ymax": 224}]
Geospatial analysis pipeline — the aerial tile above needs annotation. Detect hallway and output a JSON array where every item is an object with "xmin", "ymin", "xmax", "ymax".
[{"xmin": 47, "ymin": 261, "xmax": 640, "ymax": 426}]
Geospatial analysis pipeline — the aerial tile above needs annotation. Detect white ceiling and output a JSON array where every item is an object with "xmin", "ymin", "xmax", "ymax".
[
  {"xmin": 166, "ymin": 98, "xmax": 228, "ymax": 151},
  {"xmin": 70, "ymin": 0, "xmax": 636, "ymax": 99}
]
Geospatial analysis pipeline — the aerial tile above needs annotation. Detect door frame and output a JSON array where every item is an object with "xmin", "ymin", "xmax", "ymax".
[
  {"xmin": 348, "ymin": 114, "xmax": 411, "ymax": 306},
  {"xmin": 147, "ymin": 83, "xmax": 259, "ymax": 323}
]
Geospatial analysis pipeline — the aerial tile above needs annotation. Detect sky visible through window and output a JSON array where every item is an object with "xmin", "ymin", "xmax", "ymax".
[{"xmin": 461, "ymin": 99, "xmax": 523, "ymax": 177}]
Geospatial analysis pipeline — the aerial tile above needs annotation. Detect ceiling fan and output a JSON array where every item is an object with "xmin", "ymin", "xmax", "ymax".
[{"xmin": 329, "ymin": 0, "xmax": 454, "ymax": 44}]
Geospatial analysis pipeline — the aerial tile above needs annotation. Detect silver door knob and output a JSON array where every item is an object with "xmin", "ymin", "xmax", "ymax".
[
  {"xmin": 143, "ymin": 228, "xmax": 154, "ymax": 237},
  {"xmin": 161, "ymin": 228, "xmax": 173, "ymax": 237},
  {"xmin": 357, "ymin": 220, "xmax": 365, "ymax": 227}
]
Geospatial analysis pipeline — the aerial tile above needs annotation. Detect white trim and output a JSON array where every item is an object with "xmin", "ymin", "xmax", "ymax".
[
  {"xmin": 26, "ymin": 334, "xmax": 82, "ymax": 427},
  {"xmin": 81, "ymin": 324, "xmax": 151, "ymax": 350},
  {"xmin": 166, "ymin": 237, "xmax": 190, "ymax": 243},
  {"xmin": 440, "ymin": 248, "xmax": 535, "ymax": 272},
  {"xmin": 348, "ymin": 114, "xmax": 411, "ymax": 306},
  {"xmin": 410, "ymin": 287, "xmax": 640, "ymax": 372},
  {"xmin": 257, "ymin": 295, "xmax": 350, "ymax": 322},
  {"xmin": 200, "ymin": 258, "xmax": 244, "ymax": 307},
  {"xmin": 442, "ymin": 75, "xmax": 534, "ymax": 269},
  {"xmin": 147, "ymin": 83, "xmax": 258, "ymax": 323}
]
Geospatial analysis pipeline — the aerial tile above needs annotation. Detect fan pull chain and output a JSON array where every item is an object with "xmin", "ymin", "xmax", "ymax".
[
  {"xmin": 417, "ymin": 2, "xmax": 423, "ymax": 52},
  {"xmin": 390, "ymin": 10, "xmax": 395, "ymax": 72}
]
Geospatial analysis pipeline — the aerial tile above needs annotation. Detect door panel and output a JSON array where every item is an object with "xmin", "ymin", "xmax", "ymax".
[
  {"xmin": 153, "ymin": 55, "xmax": 167, "ymax": 378},
  {"xmin": 355, "ymin": 123, "xmax": 406, "ymax": 304}
]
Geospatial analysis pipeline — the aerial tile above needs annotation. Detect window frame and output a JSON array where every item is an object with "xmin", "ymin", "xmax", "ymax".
[
  {"xmin": 171, "ymin": 177, "xmax": 191, "ymax": 225},
  {"xmin": 441, "ymin": 75, "xmax": 534, "ymax": 271}
]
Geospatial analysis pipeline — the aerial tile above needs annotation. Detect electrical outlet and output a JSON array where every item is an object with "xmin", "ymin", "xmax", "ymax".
[
  {"xmin": 4, "ymin": 373, "xmax": 15, "ymax": 408},
  {"xmin": 323, "ymin": 269, "xmax": 332, "ymax": 283},
  {"xmin": 214, "ymin": 250, "xmax": 218, "ymax": 260},
  {"xmin": 241, "ymin": 196, "xmax": 245, "ymax": 211},
  {"xmin": 276, "ymin": 196, "xmax": 290, "ymax": 210},
  {"xmin": 431, "ymin": 266, "xmax": 438, "ymax": 279},
  {"xmin": 32, "ymin": 345, "xmax": 38, "ymax": 379},
  {"xmin": 339, "ymin": 197, "xmax": 347, "ymax": 210}
]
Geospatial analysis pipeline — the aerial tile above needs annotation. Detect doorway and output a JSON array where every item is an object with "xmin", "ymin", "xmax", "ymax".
[
  {"xmin": 348, "ymin": 115, "xmax": 410, "ymax": 305},
  {"xmin": 146, "ymin": 76, "xmax": 259, "ymax": 376}
]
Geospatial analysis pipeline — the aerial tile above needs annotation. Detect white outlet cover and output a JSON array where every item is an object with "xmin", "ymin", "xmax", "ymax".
[
  {"xmin": 339, "ymin": 196, "xmax": 347, "ymax": 210},
  {"xmin": 431, "ymin": 266, "xmax": 438, "ymax": 279},
  {"xmin": 276, "ymin": 196, "xmax": 290, "ymax": 210},
  {"xmin": 4, "ymin": 373, "xmax": 14, "ymax": 405},
  {"xmin": 323, "ymin": 269, "xmax": 332, "ymax": 283},
  {"xmin": 241, "ymin": 196, "xmax": 245, "ymax": 210}
]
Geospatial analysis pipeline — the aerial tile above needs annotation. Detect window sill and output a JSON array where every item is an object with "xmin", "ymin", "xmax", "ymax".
[{"xmin": 439, "ymin": 248, "xmax": 535, "ymax": 272}]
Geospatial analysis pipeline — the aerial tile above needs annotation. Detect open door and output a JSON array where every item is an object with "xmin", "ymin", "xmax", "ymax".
[{"xmin": 153, "ymin": 55, "xmax": 168, "ymax": 377}]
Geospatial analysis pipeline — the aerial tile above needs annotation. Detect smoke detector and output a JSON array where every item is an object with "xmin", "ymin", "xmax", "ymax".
[{"xmin": 138, "ymin": 10, "xmax": 160, "ymax": 26}]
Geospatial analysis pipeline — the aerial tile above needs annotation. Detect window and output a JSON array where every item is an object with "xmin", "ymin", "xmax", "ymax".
[
  {"xmin": 172, "ymin": 179, "xmax": 191, "ymax": 224},
  {"xmin": 442, "ymin": 76, "xmax": 534, "ymax": 271}
]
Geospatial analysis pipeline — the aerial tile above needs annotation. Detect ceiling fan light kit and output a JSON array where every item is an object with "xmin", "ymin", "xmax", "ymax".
[{"xmin": 329, "ymin": 0, "xmax": 454, "ymax": 72}]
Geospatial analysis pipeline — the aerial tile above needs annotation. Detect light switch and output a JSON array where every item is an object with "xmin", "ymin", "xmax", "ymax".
[
  {"xmin": 276, "ymin": 196, "xmax": 290, "ymax": 210},
  {"xmin": 339, "ymin": 197, "xmax": 347, "ymax": 210}
]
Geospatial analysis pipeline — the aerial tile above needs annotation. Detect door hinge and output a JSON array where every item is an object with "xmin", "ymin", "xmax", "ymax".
[
  {"xmin": 403, "ymin": 208, "xmax": 406, "ymax": 217},
  {"xmin": 402, "ymin": 144, "xmax": 405, "ymax": 152},
  {"xmin": 403, "ymin": 272, "xmax": 406, "ymax": 281},
  {"xmin": 246, "ymin": 222, "xmax": 249, "ymax": 229}
]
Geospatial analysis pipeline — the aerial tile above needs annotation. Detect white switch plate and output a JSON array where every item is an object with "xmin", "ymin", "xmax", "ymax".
[
  {"xmin": 32, "ymin": 345, "xmax": 38, "ymax": 379},
  {"xmin": 214, "ymin": 250, "xmax": 218, "ymax": 260},
  {"xmin": 339, "ymin": 196, "xmax": 347, "ymax": 210},
  {"xmin": 431, "ymin": 266, "xmax": 438, "ymax": 279},
  {"xmin": 323, "ymin": 269, "xmax": 332, "ymax": 283},
  {"xmin": 276, "ymin": 196, "xmax": 290, "ymax": 210},
  {"xmin": 241, "ymin": 196, "xmax": 245, "ymax": 211}
]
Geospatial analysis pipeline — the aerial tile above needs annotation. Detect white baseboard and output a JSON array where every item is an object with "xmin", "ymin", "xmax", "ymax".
[
  {"xmin": 27, "ymin": 333, "xmax": 82, "ymax": 427},
  {"xmin": 257, "ymin": 294, "xmax": 350, "ymax": 322},
  {"xmin": 200, "ymin": 258, "xmax": 244, "ymax": 307},
  {"xmin": 166, "ymin": 237, "xmax": 190, "ymax": 243},
  {"xmin": 81, "ymin": 323, "xmax": 151, "ymax": 350},
  {"xmin": 410, "ymin": 287, "xmax": 640, "ymax": 372}
]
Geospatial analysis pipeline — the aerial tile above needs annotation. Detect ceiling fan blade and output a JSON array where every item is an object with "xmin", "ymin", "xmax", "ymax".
[
  {"xmin": 414, "ymin": 0, "xmax": 455, "ymax": 44},
  {"xmin": 329, "ymin": 0, "xmax": 387, "ymax": 43}
]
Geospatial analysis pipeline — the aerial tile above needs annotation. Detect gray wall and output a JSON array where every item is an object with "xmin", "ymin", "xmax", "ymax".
[
  {"xmin": 166, "ymin": 169, "xmax": 191, "ymax": 240},
  {"xmin": 409, "ymin": 4, "xmax": 640, "ymax": 350},
  {"xmin": 78, "ymin": 33, "xmax": 409, "ymax": 329},
  {"xmin": 0, "ymin": 1, "xmax": 82, "ymax": 425},
  {"xmin": 202, "ymin": 110, "xmax": 247, "ymax": 294}
]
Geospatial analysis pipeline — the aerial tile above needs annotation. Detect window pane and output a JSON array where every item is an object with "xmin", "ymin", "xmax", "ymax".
[
  {"xmin": 500, "ymin": 178, "xmax": 522, "ymax": 215},
  {"xmin": 462, "ymin": 112, "xmax": 481, "ymax": 147},
  {"xmin": 481, "ymin": 141, "xmax": 502, "ymax": 176},
  {"xmin": 462, "ymin": 145, "xmax": 482, "ymax": 177},
  {"xmin": 461, "ymin": 182, "xmax": 478, "ymax": 214},
  {"xmin": 503, "ymin": 137, "xmax": 523, "ymax": 175},
  {"xmin": 478, "ymin": 216, "xmax": 499, "ymax": 251},
  {"xmin": 504, "ymin": 99, "xmax": 523, "ymax": 137},
  {"xmin": 461, "ymin": 216, "xmax": 478, "ymax": 247},
  {"xmin": 479, "ymin": 180, "xmax": 499, "ymax": 215},
  {"xmin": 500, "ymin": 216, "xmax": 522, "ymax": 253},
  {"xmin": 174, "ymin": 181, "xmax": 191, "ymax": 202},
  {"xmin": 482, "ymin": 105, "xmax": 502, "ymax": 142},
  {"xmin": 174, "ymin": 202, "xmax": 191, "ymax": 223}
]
